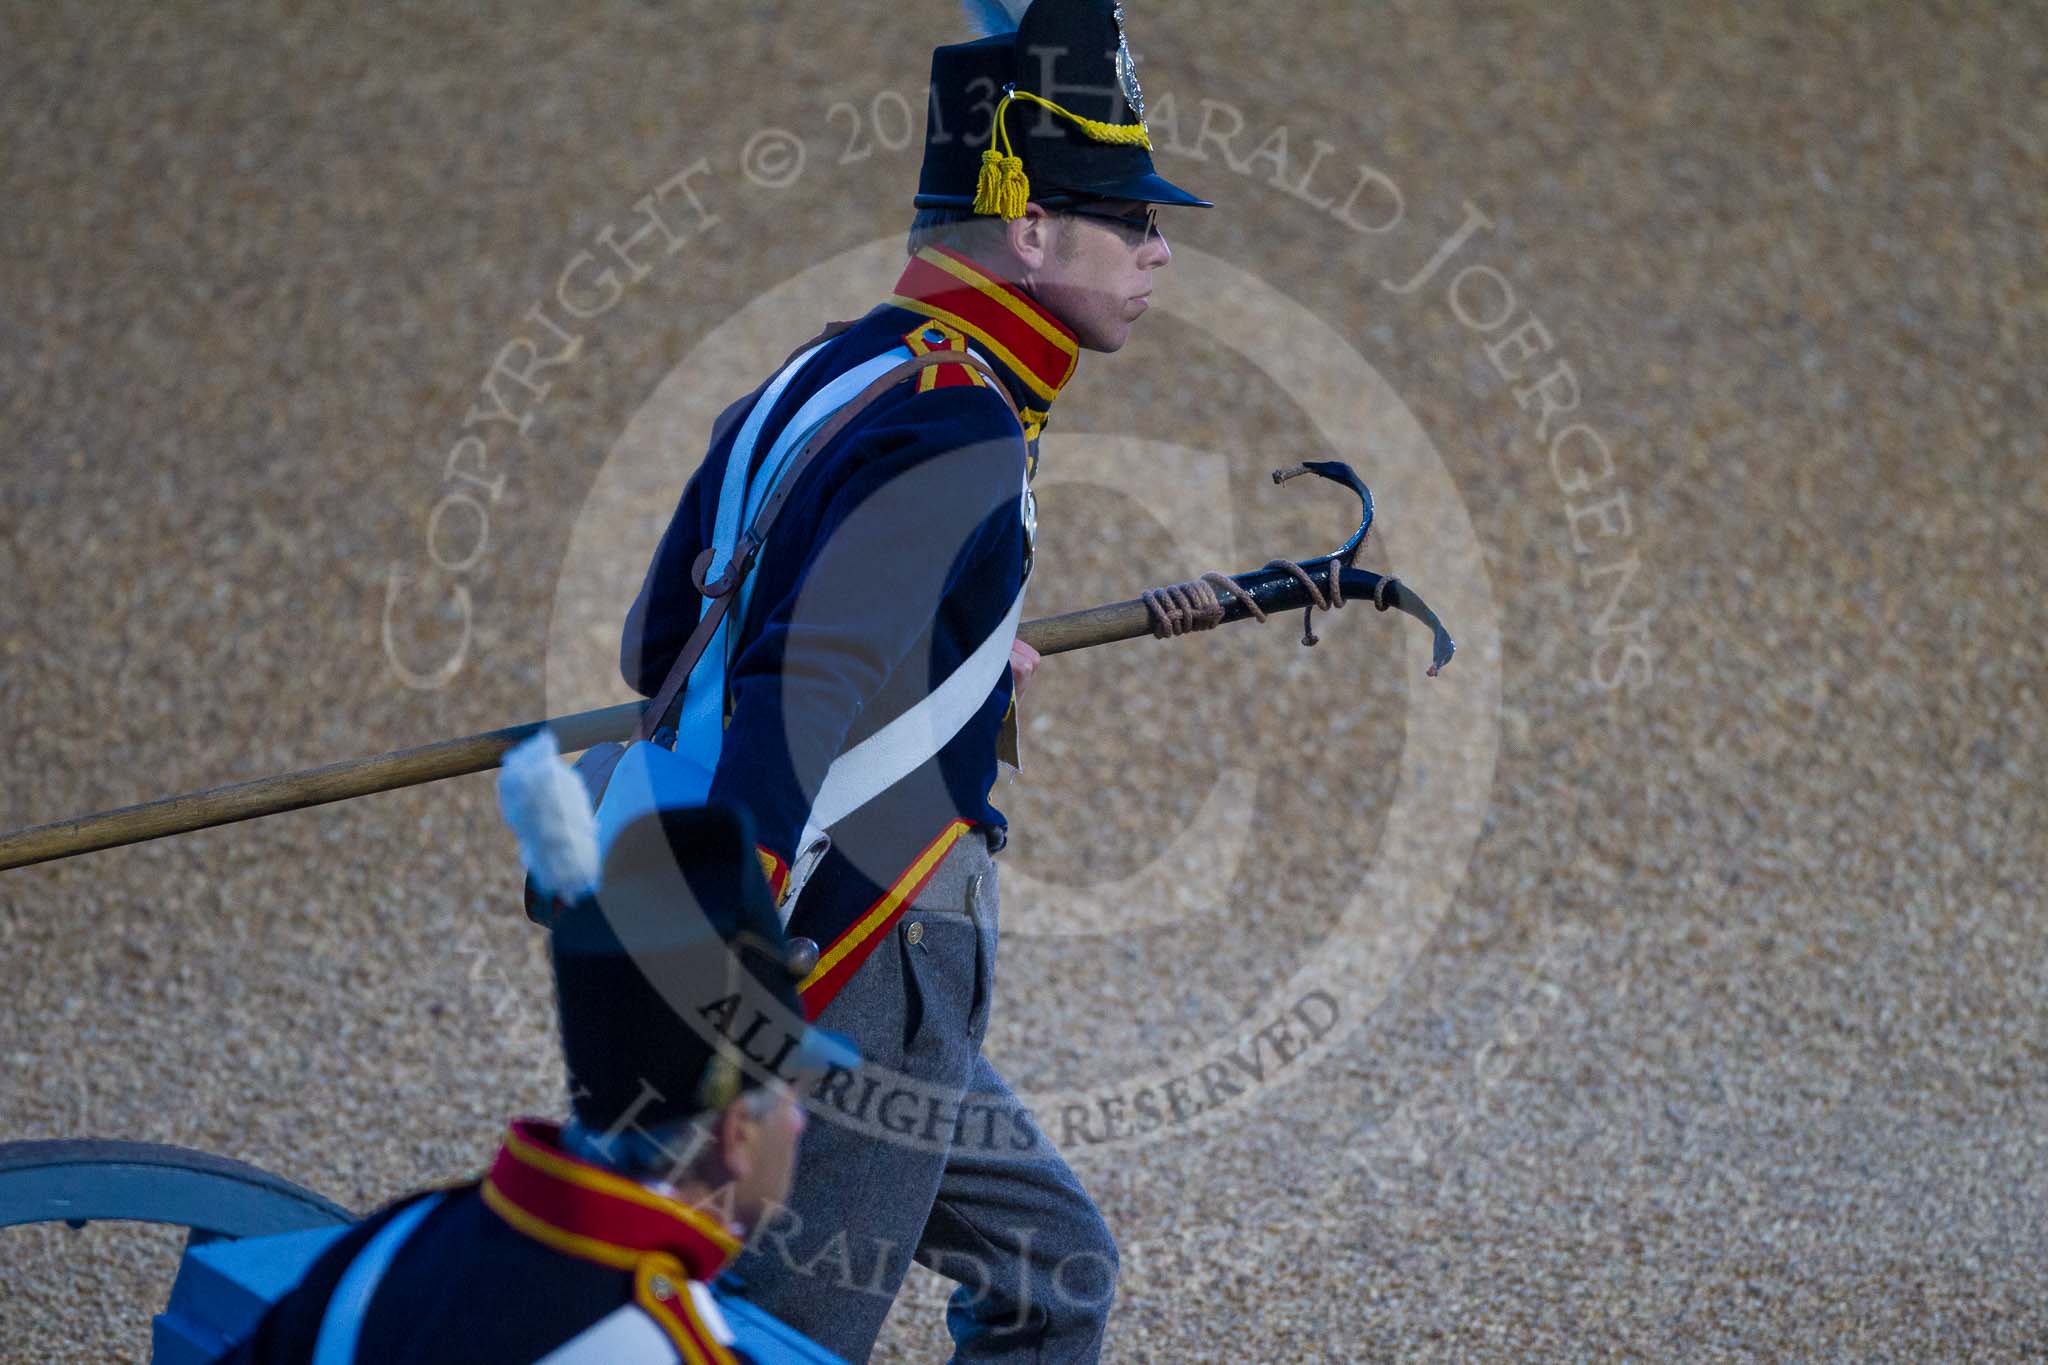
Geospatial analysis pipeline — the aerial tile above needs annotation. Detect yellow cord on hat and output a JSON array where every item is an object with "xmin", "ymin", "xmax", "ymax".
[
  {"xmin": 973, "ymin": 87, "xmax": 1154, "ymax": 219},
  {"xmin": 1007, "ymin": 87, "xmax": 1155, "ymax": 148}
]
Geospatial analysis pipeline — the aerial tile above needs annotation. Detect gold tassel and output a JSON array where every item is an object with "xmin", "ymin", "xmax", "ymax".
[
  {"xmin": 996, "ymin": 155, "xmax": 1029, "ymax": 218},
  {"xmin": 974, "ymin": 148, "xmax": 1030, "ymax": 218},
  {"xmin": 973, "ymin": 148, "xmax": 1005, "ymax": 215},
  {"xmin": 973, "ymin": 91, "xmax": 1033, "ymax": 220}
]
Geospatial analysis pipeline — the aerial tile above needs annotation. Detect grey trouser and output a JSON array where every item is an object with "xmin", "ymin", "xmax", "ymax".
[{"xmin": 732, "ymin": 833, "xmax": 1119, "ymax": 1363}]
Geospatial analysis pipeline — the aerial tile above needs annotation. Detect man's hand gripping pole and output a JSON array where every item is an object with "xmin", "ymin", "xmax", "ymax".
[{"xmin": 1023, "ymin": 460, "xmax": 1457, "ymax": 677}]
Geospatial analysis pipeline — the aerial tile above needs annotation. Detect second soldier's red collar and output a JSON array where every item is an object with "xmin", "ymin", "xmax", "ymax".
[
  {"xmin": 480, "ymin": 1118, "xmax": 741, "ymax": 1282},
  {"xmin": 888, "ymin": 245, "xmax": 1080, "ymax": 410}
]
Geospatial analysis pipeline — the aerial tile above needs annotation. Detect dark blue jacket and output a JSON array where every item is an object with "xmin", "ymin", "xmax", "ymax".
[
  {"xmin": 218, "ymin": 1121, "xmax": 835, "ymax": 1362},
  {"xmin": 622, "ymin": 245, "xmax": 1078, "ymax": 1012}
]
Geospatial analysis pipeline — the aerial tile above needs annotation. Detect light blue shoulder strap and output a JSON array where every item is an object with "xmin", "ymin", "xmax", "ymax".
[
  {"xmin": 309, "ymin": 1192, "xmax": 444, "ymax": 1365},
  {"xmin": 727, "ymin": 344, "xmax": 917, "ymax": 659},
  {"xmin": 667, "ymin": 343, "xmax": 915, "ymax": 785},
  {"xmin": 702, "ymin": 339, "xmax": 912, "ymax": 612},
  {"xmin": 702, "ymin": 341, "xmax": 829, "ymax": 592},
  {"xmin": 735, "ymin": 345, "xmax": 916, "ymax": 532},
  {"xmin": 644, "ymin": 339, "xmax": 833, "ymax": 814}
]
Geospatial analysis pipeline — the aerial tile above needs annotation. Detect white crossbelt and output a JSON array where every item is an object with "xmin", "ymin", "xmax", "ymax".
[
  {"xmin": 784, "ymin": 568, "xmax": 1025, "ymax": 908},
  {"xmin": 533, "ymin": 1284, "xmax": 737, "ymax": 1363},
  {"xmin": 532, "ymin": 1306, "xmax": 677, "ymax": 1363},
  {"xmin": 532, "ymin": 1305, "xmax": 677, "ymax": 1363}
]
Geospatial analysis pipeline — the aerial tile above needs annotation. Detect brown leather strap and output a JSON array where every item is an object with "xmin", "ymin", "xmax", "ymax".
[
  {"xmin": 634, "ymin": 345, "xmax": 1018, "ymax": 743},
  {"xmin": 780, "ymin": 320, "xmax": 856, "ymax": 368}
]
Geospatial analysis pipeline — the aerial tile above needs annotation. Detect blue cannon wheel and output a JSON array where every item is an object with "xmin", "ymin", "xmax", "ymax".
[
  {"xmin": 0, "ymin": 1140, "xmax": 358, "ymax": 1361},
  {"xmin": 0, "ymin": 1138, "xmax": 353, "ymax": 1242}
]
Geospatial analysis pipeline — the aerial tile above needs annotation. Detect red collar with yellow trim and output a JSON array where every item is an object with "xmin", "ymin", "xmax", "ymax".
[
  {"xmin": 480, "ymin": 1118, "xmax": 740, "ymax": 1284},
  {"xmin": 888, "ymin": 245, "xmax": 1079, "ymax": 419}
]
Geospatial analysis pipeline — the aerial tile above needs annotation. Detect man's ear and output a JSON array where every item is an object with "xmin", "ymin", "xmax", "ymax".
[
  {"xmin": 715, "ymin": 1094, "xmax": 759, "ymax": 1182},
  {"xmin": 1005, "ymin": 205, "xmax": 1056, "ymax": 271}
]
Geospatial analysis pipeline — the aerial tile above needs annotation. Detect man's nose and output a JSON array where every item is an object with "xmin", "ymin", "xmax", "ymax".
[{"xmin": 1142, "ymin": 230, "xmax": 1172, "ymax": 268}]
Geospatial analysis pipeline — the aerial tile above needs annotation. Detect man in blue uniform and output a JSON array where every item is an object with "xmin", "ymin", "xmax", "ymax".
[
  {"xmin": 218, "ymin": 787, "xmax": 858, "ymax": 1364},
  {"xmin": 620, "ymin": 2, "xmax": 1208, "ymax": 1359}
]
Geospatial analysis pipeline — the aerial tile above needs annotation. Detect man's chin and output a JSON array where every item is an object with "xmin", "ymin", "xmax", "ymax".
[{"xmin": 1078, "ymin": 323, "xmax": 1132, "ymax": 354}]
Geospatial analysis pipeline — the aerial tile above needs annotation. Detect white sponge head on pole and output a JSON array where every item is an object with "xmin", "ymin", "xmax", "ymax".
[{"xmin": 496, "ymin": 729, "xmax": 600, "ymax": 901}]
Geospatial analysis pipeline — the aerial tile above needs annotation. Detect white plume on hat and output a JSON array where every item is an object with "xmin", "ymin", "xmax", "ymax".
[
  {"xmin": 961, "ymin": 0, "xmax": 1030, "ymax": 36},
  {"xmin": 497, "ymin": 729, "xmax": 600, "ymax": 901}
]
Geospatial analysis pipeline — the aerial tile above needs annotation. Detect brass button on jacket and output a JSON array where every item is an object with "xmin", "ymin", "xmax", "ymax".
[{"xmin": 785, "ymin": 937, "xmax": 820, "ymax": 978}]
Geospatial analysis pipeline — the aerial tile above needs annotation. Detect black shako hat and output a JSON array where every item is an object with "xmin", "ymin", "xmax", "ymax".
[
  {"xmin": 916, "ymin": 0, "xmax": 1211, "ymax": 215},
  {"xmin": 550, "ymin": 803, "xmax": 857, "ymax": 1136}
]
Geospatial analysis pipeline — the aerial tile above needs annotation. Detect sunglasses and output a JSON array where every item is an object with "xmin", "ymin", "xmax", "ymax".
[{"xmin": 1058, "ymin": 203, "xmax": 1162, "ymax": 246}]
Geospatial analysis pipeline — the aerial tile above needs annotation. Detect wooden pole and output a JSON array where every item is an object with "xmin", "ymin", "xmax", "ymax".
[
  {"xmin": 1017, "ymin": 599, "xmax": 1150, "ymax": 657},
  {"xmin": 0, "ymin": 558, "xmax": 1450, "ymax": 875},
  {"xmin": 0, "ymin": 606, "xmax": 1149, "ymax": 874}
]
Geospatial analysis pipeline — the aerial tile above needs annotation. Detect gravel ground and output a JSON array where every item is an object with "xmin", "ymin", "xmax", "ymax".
[{"xmin": 3, "ymin": 1, "xmax": 2044, "ymax": 1361}]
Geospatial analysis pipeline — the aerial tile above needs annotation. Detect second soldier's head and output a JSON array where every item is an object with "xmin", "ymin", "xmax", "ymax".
[{"xmin": 548, "ymin": 801, "xmax": 858, "ymax": 1228}]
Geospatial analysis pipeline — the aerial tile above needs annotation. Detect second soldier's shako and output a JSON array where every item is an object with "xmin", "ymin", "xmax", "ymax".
[
  {"xmin": 917, "ymin": 0, "xmax": 1211, "ymax": 216},
  {"xmin": 551, "ymin": 802, "xmax": 858, "ymax": 1140}
]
